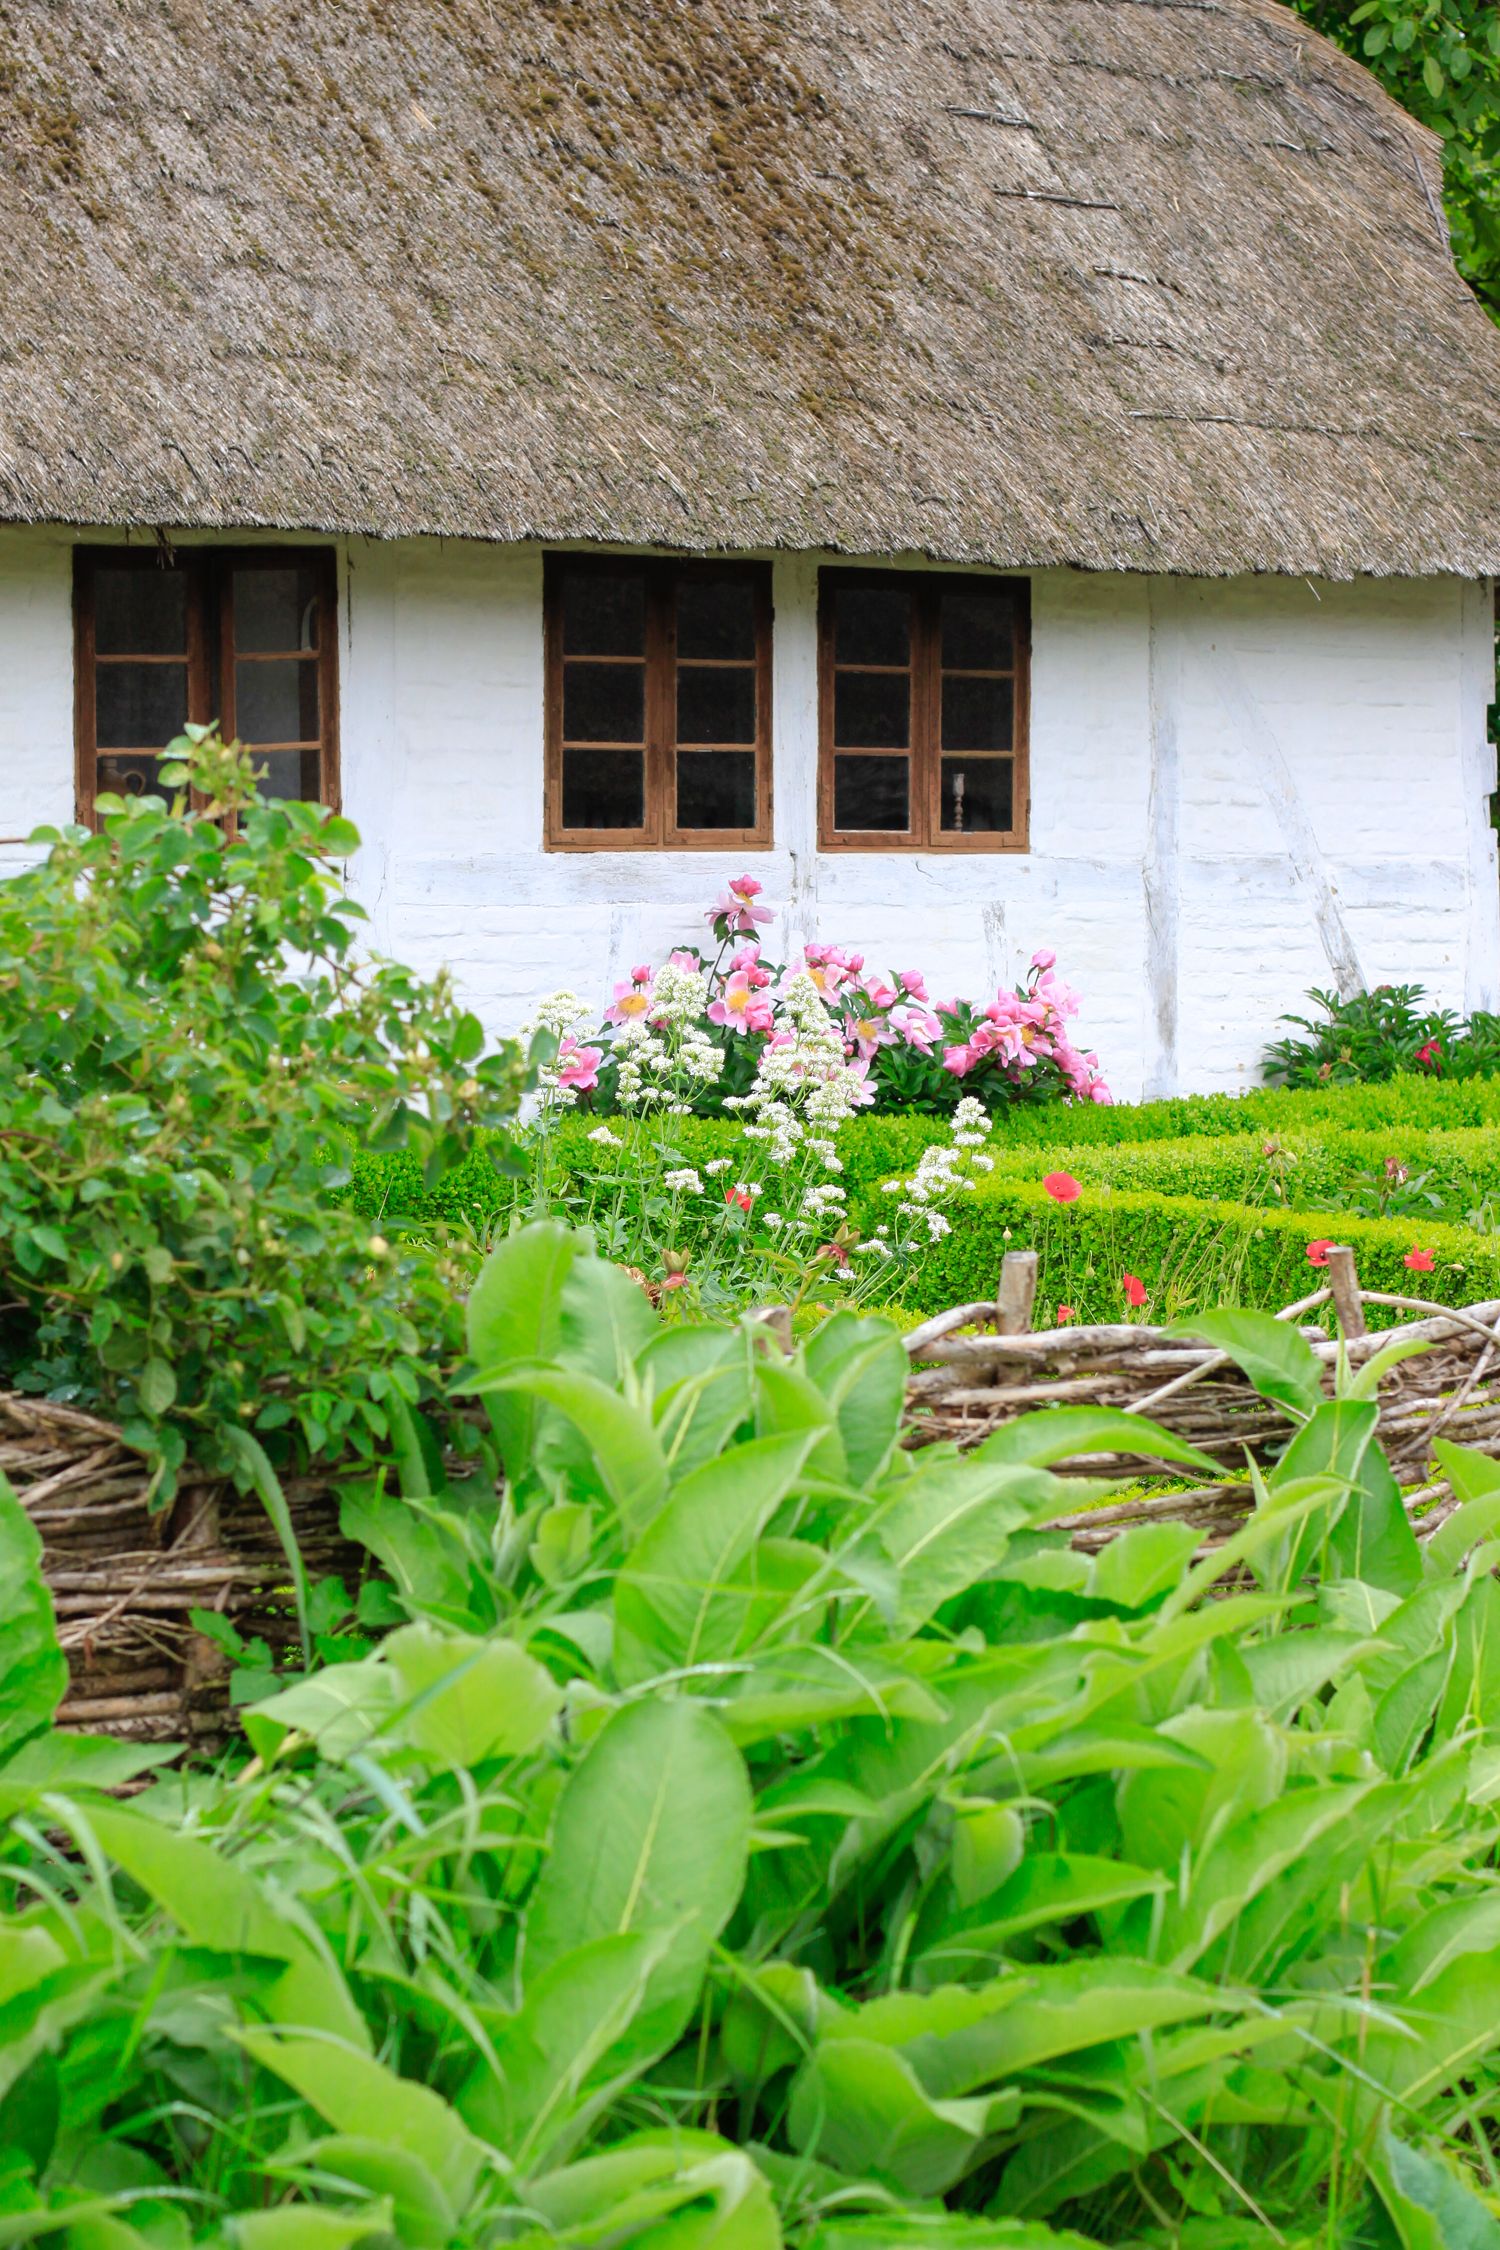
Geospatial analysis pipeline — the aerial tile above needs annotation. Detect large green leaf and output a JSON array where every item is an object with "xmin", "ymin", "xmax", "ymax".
[
  {"xmin": 241, "ymin": 1660, "xmax": 396, "ymax": 1766},
  {"xmin": 229, "ymin": 2206, "xmax": 395, "ymax": 2250},
  {"xmin": 1370, "ymin": 2127, "xmax": 1500, "ymax": 2250},
  {"xmin": 475, "ymin": 1370, "xmax": 668, "ymax": 1541},
  {"xmin": 754, "ymin": 1361, "xmax": 848, "ymax": 1484},
  {"xmin": 803, "ymin": 1313, "xmax": 909, "ymax": 1489},
  {"xmin": 1326, "ymin": 1427, "xmax": 1422, "ymax": 1595},
  {"xmin": 463, "ymin": 1220, "xmax": 580, "ymax": 1477},
  {"xmin": 719, "ymin": 1649, "xmax": 949, "ymax": 1746},
  {"xmin": 787, "ymin": 2035, "xmax": 1017, "ymax": 2196},
  {"xmin": 80, "ymin": 1806, "xmax": 367, "ymax": 2047},
  {"xmin": 526, "ymin": 2133, "xmax": 781, "ymax": 2250},
  {"xmin": 1154, "ymin": 1775, "xmax": 1387, "ymax": 1969},
  {"xmin": 1429, "ymin": 1443, "xmax": 1500, "ymax": 1576},
  {"xmin": 382, "ymin": 1622, "xmax": 562, "ymax": 1766},
  {"xmin": 558, "ymin": 1256, "xmax": 658, "ymax": 1385},
  {"xmin": 805, "ymin": 2221, "xmax": 1096, "ymax": 2250},
  {"xmin": 877, "ymin": 1459, "xmax": 1045, "ymax": 1636},
  {"xmin": 915, "ymin": 1855, "xmax": 1166, "ymax": 1980},
  {"xmin": 977, "ymin": 1407, "xmax": 1222, "ymax": 1479},
  {"xmin": 286, "ymin": 2142, "xmax": 452, "ymax": 2250},
  {"xmin": 614, "ymin": 1433, "xmax": 820, "ymax": 1677},
  {"xmin": 1086, "ymin": 1521, "xmax": 1200, "ymax": 1612},
  {"xmin": 0, "ymin": 1471, "xmax": 68, "ymax": 1759},
  {"xmin": 1169, "ymin": 1308, "xmax": 1324, "ymax": 1419},
  {"xmin": 643, "ymin": 1329, "xmax": 753, "ymax": 1485},
  {"xmin": 524, "ymin": 1698, "xmax": 751, "ymax": 2060},
  {"xmin": 337, "ymin": 1487, "xmax": 476, "ymax": 1629},
  {"xmin": 237, "ymin": 2028, "xmax": 485, "ymax": 2209}
]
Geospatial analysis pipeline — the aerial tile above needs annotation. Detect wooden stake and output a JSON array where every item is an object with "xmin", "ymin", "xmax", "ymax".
[
  {"xmin": 996, "ymin": 1250, "xmax": 1039, "ymax": 1336},
  {"xmin": 1325, "ymin": 1245, "xmax": 1367, "ymax": 1340}
]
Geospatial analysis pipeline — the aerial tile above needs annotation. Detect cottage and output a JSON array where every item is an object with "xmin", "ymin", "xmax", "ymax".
[{"xmin": 0, "ymin": 0, "xmax": 1497, "ymax": 1097}]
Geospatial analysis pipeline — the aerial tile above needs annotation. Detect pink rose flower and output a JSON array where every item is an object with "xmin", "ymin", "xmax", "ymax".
[
  {"xmin": 556, "ymin": 1038, "xmax": 602, "ymax": 1092},
  {"xmin": 666, "ymin": 947, "xmax": 701, "ymax": 971},
  {"xmin": 1031, "ymin": 948, "xmax": 1057, "ymax": 971},
  {"xmin": 897, "ymin": 970, "xmax": 929, "ymax": 1001},
  {"xmin": 942, "ymin": 1042, "xmax": 975, "ymax": 1076}
]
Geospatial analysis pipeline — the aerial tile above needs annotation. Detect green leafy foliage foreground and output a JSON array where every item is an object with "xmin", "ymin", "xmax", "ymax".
[{"xmin": 9, "ymin": 1229, "xmax": 1500, "ymax": 2246}]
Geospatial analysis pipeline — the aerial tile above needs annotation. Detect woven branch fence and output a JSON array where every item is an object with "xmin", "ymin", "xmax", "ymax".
[
  {"xmin": 903, "ymin": 1246, "xmax": 1500, "ymax": 1554},
  {"xmin": 13, "ymin": 1395, "xmax": 362, "ymax": 1744}
]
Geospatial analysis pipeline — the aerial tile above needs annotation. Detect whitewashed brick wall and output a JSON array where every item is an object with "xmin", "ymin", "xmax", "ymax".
[{"xmin": 0, "ymin": 523, "xmax": 1493, "ymax": 1101}]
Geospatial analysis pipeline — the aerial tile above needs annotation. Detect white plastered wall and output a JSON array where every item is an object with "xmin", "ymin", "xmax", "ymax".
[{"xmin": 0, "ymin": 522, "xmax": 1493, "ymax": 1102}]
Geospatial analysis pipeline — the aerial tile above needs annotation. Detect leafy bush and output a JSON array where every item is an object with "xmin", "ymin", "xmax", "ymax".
[
  {"xmin": 0, "ymin": 727, "xmax": 534, "ymax": 1496},
  {"xmin": 1265, "ymin": 983, "xmax": 1500, "ymax": 1088},
  {"xmin": 8, "ymin": 1228, "xmax": 1500, "ymax": 2245}
]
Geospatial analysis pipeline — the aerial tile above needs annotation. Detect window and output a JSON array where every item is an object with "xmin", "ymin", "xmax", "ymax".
[
  {"xmin": 74, "ymin": 547, "xmax": 339, "ymax": 824},
  {"xmin": 818, "ymin": 570, "xmax": 1029, "ymax": 851},
  {"xmin": 545, "ymin": 556, "xmax": 772, "ymax": 849}
]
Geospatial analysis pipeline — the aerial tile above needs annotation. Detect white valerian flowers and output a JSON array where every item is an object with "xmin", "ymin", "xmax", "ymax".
[
  {"xmin": 522, "ymin": 989, "xmax": 592, "ymax": 1041},
  {"xmin": 587, "ymin": 1123, "xmax": 622, "ymax": 1149},
  {"xmin": 704, "ymin": 1157, "xmax": 732, "ymax": 1176},
  {"xmin": 662, "ymin": 1167, "xmax": 703, "ymax": 1195},
  {"xmin": 613, "ymin": 963, "xmax": 722, "ymax": 1110},
  {"xmin": 883, "ymin": 1098, "xmax": 997, "ymax": 1246}
]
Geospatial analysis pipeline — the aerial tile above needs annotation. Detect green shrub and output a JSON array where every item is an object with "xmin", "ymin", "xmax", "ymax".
[
  {"xmin": 0, "ymin": 728, "xmax": 533, "ymax": 1492},
  {"xmin": 1264, "ymin": 981, "xmax": 1500, "ymax": 1086},
  {"xmin": 898, "ymin": 1172, "xmax": 1500, "ymax": 1322}
]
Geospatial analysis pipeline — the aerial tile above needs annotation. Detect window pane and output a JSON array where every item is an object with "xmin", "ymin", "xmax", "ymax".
[
  {"xmin": 96, "ymin": 753, "xmax": 165, "ymax": 801},
  {"xmin": 834, "ymin": 670, "xmax": 910, "ymax": 749},
  {"xmin": 676, "ymin": 580, "xmax": 756, "ymax": 661},
  {"xmin": 941, "ymin": 757, "xmax": 1013, "ymax": 833},
  {"xmin": 235, "ymin": 567, "xmax": 320, "ymax": 653},
  {"xmin": 237, "ymin": 657, "xmax": 319, "ymax": 743},
  {"xmin": 677, "ymin": 665, "xmax": 755, "ymax": 745},
  {"xmin": 562, "ymin": 573, "xmax": 645, "ymax": 657},
  {"xmin": 95, "ymin": 662, "xmax": 188, "ymax": 748},
  {"xmin": 94, "ymin": 570, "xmax": 186, "ymax": 656},
  {"xmin": 563, "ymin": 750, "xmax": 645, "ymax": 829},
  {"xmin": 253, "ymin": 749, "xmax": 323, "ymax": 804},
  {"xmin": 563, "ymin": 661, "xmax": 644, "ymax": 743},
  {"xmin": 942, "ymin": 675, "xmax": 1013, "ymax": 753},
  {"xmin": 834, "ymin": 754, "xmax": 909, "ymax": 831},
  {"xmin": 834, "ymin": 585, "xmax": 910, "ymax": 666},
  {"xmin": 941, "ymin": 590, "xmax": 1013, "ymax": 671},
  {"xmin": 676, "ymin": 751, "xmax": 756, "ymax": 829}
]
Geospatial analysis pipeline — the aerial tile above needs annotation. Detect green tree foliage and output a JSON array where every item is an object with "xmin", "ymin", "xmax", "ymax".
[{"xmin": 1290, "ymin": 0, "xmax": 1500, "ymax": 317}]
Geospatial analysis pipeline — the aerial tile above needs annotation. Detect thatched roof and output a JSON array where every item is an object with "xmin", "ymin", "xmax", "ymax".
[{"xmin": 1, "ymin": 0, "xmax": 1498, "ymax": 578}]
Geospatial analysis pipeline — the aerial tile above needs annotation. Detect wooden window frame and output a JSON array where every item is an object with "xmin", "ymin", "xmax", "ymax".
[
  {"xmin": 544, "ymin": 553, "xmax": 773, "ymax": 852},
  {"xmin": 73, "ymin": 545, "xmax": 340, "ymax": 828},
  {"xmin": 817, "ymin": 567, "xmax": 1030, "ymax": 853}
]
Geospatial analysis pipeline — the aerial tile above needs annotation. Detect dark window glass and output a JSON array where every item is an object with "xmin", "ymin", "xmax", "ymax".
[
  {"xmin": 677, "ymin": 666, "xmax": 755, "ymax": 745},
  {"xmin": 834, "ymin": 585, "xmax": 910, "ymax": 667},
  {"xmin": 562, "ymin": 573, "xmax": 646, "ymax": 658},
  {"xmin": 237, "ymin": 658, "xmax": 319, "ymax": 743},
  {"xmin": 941, "ymin": 591, "xmax": 1013, "ymax": 672},
  {"xmin": 834, "ymin": 670, "xmax": 910, "ymax": 749},
  {"xmin": 563, "ymin": 663, "xmax": 645, "ymax": 744},
  {"xmin": 941, "ymin": 675, "xmax": 1013, "ymax": 754},
  {"xmin": 235, "ymin": 567, "xmax": 319, "ymax": 653},
  {"xmin": 941, "ymin": 757, "xmax": 1013, "ymax": 833},
  {"xmin": 834, "ymin": 754, "xmax": 909, "ymax": 831},
  {"xmin": 562, "ymin": 750, "xmax": 645, "ymax": 829},
  {"xmin": 677, "ymin": 581, "xmax": 756, "ymax": 661},
  {"xmin": 94, "ymin": 571, "xmax": 187, "ymax": 657},
  {"xmin": 95, "ymin": 662, "xmax": 189, "ymax": 748},
  {"xmin": 96, "ymin": 753, "xmax": 165, "ymax": 801},
  {"xmin": 253, "ymin": 749, "xmax": 324, "ymax": 804},
  {"xmin": 676, "ymin": 751, "xmax": 756, "ymax": 830}
]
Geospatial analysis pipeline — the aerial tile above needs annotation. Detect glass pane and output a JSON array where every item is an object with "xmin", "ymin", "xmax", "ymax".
[
  {"xmin": 676, "ymin": 580, "xmax": 755, "ymax": 661},
  {"xmin": 834, "ymin": 670, "xmax": 910, "ymax": 749},
  {"xmin": 562, "ymin": 750, "xmax": 645, "ymax": 829},
  {"xmin": 95, "ymin": 662, "xmax": 188, "ymax": 748},
  {"xmin": 95, "ymin": 753, "xmax": 164, "ymax": 801},
  {"xmin": 941, "ymin": 590, "xmax": 1013, "ymax": 672},
  {"xmin": 833, "ymin": 754, "xmax": 909, "ymax": 832},
  {"xmin": 941, "ymin": 757, "xmax": 1013, "ymax": 833},
  {"xmin": 253, "ymin": 749, "xmax": 323, "ymax": 804},
  {"xmin": 562, "ymin": 573, "xmax": 645, "ymax": 657},
  {"xmin": 235, "ymin": 567, "xmax": 320, "ymax": 653},
  {"xmin": 237, "ymin": 658, "xmax": 319, "ymax": 743},
  {"xmin": 676, "ymin": 751, "xmax": 756, "ymax": 830},
  {"xmin": 94, "ymin": 570, "xmax": 186, "ymax": 656},
  {"xmin": 834, "ymin": 584, "xmax": 910, "ymax": 666},
  {"xmin": 942, "ymin": 675, "xmax": 1013, "ymax": 753},
  {"xmin": 677, "ymin": 665, "xmax": 755, "ymax": 745},
  {"xmin": 563, "ymin": 662, "xmax": 645, "ymax": 743}
]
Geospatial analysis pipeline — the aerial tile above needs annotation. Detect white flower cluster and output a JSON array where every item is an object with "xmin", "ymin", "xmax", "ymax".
[
  {"xmin": 613, "ymin": 962, "xmax": 722, "ymax": 1112},
  {"xmin": 521, "ymin": 990, "xmax": 592, "ymax": 1042},
  {"xmin": 662, "ymin": 1167, "xmax": 702, "ymax": 1194},
  {"xmin": 883, "ymin": 1100, "xmax": 995, "ymax": 1242},
  {"xmin": 587, "ymin": 1123, "xmax": 622, "ymax": 1149}
]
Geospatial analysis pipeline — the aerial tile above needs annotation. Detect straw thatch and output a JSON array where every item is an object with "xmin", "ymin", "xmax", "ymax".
[{"xmin": 0, "ymin": 0, "xmax": 1497, "ymax": 579}]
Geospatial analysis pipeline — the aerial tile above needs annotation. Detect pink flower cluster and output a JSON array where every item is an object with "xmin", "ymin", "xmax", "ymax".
[{"xmin": 942, "ymin": 952, "xmax": 1110, "ymax": 1103}]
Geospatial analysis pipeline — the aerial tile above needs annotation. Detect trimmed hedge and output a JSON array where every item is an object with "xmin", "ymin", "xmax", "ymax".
[
  {"xmin": 984, "ymin": 1125, "xmax": 1500, "ymax": 1209},
  {"xmin": 905, "ymin": 1176, "xmax": 1500, "ymax": 1325}
]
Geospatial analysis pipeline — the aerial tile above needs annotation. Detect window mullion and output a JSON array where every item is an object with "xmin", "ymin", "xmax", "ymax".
[
  {"xmin": 918, "ymin": 583, "xmax": 937, "ymax": 850},
  {"xmin": 647, "ymin": 567, "xmax": 670, "ymax": 846}
]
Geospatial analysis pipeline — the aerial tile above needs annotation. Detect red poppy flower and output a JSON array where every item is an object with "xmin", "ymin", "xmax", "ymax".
[
  {"xmin": 1306, "ymin": 1239, "xmax": 1333, "ymax": 1267},
  {"xmin": 1122, "ymin": 1273, "xmax": 1147, "ymax": 1308},
  {"xmin": 1056, "ymin": 1304, "xmax": 1075, "ymax": 1324},
  {"xmin": 725, "ymin": 1186, "xmax": 753, "ymax": 1213},
  {"xmin": 1043, "ymin": 1172, "xmax": 1082, "ymax": 1205},
  {"xmin": 1404, "ymin": 1247, "xmax": 1435, "ymax": 1272}
]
